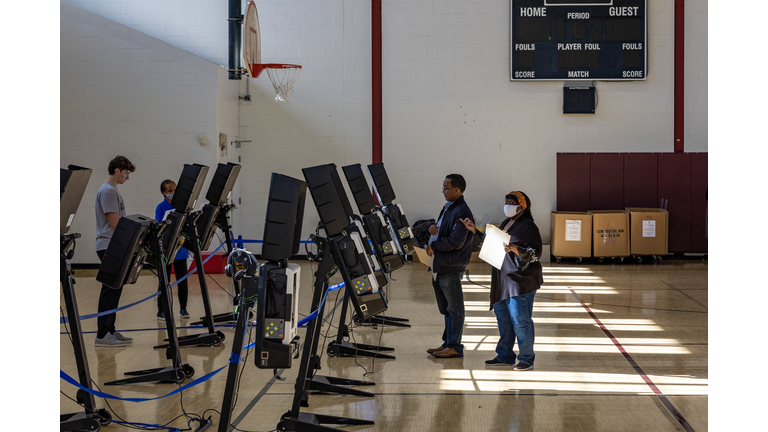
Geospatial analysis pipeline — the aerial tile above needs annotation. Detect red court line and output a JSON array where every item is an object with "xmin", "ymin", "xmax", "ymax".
[{"xmin": 569, "ymin": 288, "xmax": 696, "ymax": 432}]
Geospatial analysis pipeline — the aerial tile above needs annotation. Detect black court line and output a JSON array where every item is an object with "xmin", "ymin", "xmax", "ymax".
[
  {"xmin": 570, "ymin": 288, "xmax": 698, "ymax": 432},
  {"xmin": 660, "ymin": 280, "xmax": 709, "ymax": 311}
]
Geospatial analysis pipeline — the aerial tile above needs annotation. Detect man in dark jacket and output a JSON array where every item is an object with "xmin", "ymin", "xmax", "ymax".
[{"xmin": 425, "ymin": 174, "xmax": 474, "ymax": 358}]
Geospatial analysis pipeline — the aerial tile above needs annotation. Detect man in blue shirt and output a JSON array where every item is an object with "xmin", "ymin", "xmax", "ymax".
[{"xmin": 155, "ymin": 179, "xmax": 191, "ymax": 320}]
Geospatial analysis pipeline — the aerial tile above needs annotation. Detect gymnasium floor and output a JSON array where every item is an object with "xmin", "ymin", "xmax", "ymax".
[{"xmin": 60, "ymin": 258, "xmax": 708, "ymax": 432}]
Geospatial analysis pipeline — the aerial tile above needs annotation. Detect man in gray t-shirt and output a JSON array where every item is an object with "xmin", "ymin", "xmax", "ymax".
[
  {"xmin": 95, "ymin": 182, "xmax": 126, "ymax": 251},
  {"xmin": 94, "ymin": 155, "xmax": 136, "ymax": 347}
]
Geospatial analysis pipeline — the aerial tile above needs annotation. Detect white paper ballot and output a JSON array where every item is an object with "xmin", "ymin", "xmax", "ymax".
[
  {"xmin": 479, "ymin": 225, "xmax": 512, "ymax": 270},
  {"xmin": 565, "ymin": 219, "xmax": 582, "ymax": 241},
  {"xmin": 413, "ymin": 247, "xmax": 434, "ymax": 270},
  {"xmin": 642, "ymin": 220, "xmax": 656, "ymax": 237}
]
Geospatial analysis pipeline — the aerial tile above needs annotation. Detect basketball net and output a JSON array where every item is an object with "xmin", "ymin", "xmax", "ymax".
[{"xmin": 264, "ymin": 65, "xmax": 302, "ymax": 102}]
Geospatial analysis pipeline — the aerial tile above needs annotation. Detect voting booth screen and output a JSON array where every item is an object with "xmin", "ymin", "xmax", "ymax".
[
  {"xmin": 60, "ymin": 165, "xmax": 92, "ymax": 235},
  {"xmin": 366, "ymin": 163, "xmax": 396, "ymax": 206},
  {"xmin": 341, "ymin": 163, "xmax": 377, "ymax": 215},
  {"xmin": 96, "ymin": 214, "xmax": 154, "ymax": 290},
  {"xmin": 262, "ymin": 173, "xmax": 308, "ymax": 262},
  {"xmin": 206, "ymin": 162, "xmax": 241, "ymax": 206},
  {"xmin": 171, "ymin": 164, "xmax": 209, "ymax": 213},
  {"xmin": 302, "ymin": 164, "xmax": 352, "ymax": 237}
]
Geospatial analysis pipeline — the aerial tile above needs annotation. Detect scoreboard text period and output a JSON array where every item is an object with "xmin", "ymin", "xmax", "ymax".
[{"xmin": 510, "ymin": 0, "xmax": 647, "ymax": 81}]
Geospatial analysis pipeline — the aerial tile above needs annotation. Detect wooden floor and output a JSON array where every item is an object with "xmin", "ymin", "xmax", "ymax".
[{"xmin": 60, "ymin": 258, "xmax": 708, "ymax": 432}]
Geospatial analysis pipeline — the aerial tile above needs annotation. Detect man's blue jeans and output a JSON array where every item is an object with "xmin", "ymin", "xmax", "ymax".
[
  {"xmin": 432, "ymin": 271, "xmax": 465, "ymax": 354},
  {"xmin": 493, "ymin": 291, "xmax": 536, "ymax": 365}
]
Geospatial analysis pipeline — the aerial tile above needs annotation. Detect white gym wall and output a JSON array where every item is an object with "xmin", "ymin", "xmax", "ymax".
[{"xmin": 60, "ymin": 0, "xmax": 707, "ymax": 261}]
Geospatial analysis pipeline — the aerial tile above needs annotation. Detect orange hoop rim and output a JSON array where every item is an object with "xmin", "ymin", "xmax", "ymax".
[{"xmin": 250, "ymin": 63, "xmax": 303, "ymax": 78}]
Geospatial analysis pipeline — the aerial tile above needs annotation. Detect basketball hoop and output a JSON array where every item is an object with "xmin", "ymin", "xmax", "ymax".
[
  {"xmin": 243, "ymin": 1, "xmax": 302, "ymax": 102},
  {"xmin": 252, "ymin": 64, "xmax": 302, "ymax": 102}
]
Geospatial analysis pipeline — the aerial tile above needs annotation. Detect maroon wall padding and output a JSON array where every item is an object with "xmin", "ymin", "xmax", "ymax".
[
  {"xmin": 624, "ymin": 153, "xmax": 658, "ymax": 208},
  {"xmin": 557, "ymin": 153, "xmax": 591, "ymax": 211},
  {"xmin": 590, "ymin": 153, "xmax": 624, "ymax": 210},
  {"xmin": 557, "ymin": 152, "xmax": 707, "ymax": 254},
  {"xmin": 658, "ymin": 153, "xmax": 692, "ymax": 253},
  {"xmin": 690, "ymin": 153, "xmax": 708, "ymax": 252}
]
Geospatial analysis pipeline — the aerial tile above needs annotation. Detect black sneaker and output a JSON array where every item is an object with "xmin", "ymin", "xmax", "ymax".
[
  {"xmin": 485, "ymin": 358, "xmax": 508, "ymax": 366},
  {"xmin": 180, "ymin": 309, "xmax": 190, "ymax": 319},
  {"xmin": 157, "ymin": 311, "xmax": 165, "ymax": 321},
  {"xmin": 514, "ymin": 363, "xmax": 534, "ymax": 371}
]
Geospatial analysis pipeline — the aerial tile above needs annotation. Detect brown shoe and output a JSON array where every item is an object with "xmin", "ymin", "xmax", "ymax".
[
  {"xmin": 427, "ymin": 346, "xmax": 446, "ymax": 354},
  {"xmin": 432, "ymin": 347, "xmax": 463, "ymax": 358}
]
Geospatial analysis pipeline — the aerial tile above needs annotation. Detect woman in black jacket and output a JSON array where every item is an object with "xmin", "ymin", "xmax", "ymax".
[{"xmin": 462, "ymin": 191, "xmax": 543, "ymax": 370}]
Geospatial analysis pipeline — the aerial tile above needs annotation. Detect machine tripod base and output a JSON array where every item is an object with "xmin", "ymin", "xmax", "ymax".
[
  {"xmin": 353, "ymin": 313, "xmax": 410, "ymax": 328},
  {"xmin": 306, "ymin": 374, "xmax": 375, "ymax": 398},
  {"xmin": 327, "ymin": 341, "xmax": 395, "ymax": 359},
  {"xmin": 277, "ymin": 411, "xmax": 374, "ymax": 432},
  {"xmin": 60, "ymin": 409, "xmax": 111, "ymax": 432},
  {"xmin": 192, "ymin": 310, "xmax": 253, "ymax": 326},
  {"xmin": 104, "ymin": 364, "xmax": 193, "ymax": 386},
  {"xmin": 155, "ymin": 331, "xmax": 225, "ymax": 348}
]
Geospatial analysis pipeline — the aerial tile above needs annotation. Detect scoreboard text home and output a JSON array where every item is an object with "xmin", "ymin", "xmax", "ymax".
[{"xmin": 510, "ymin": 0, "xmax": 647, "ymax": 81}]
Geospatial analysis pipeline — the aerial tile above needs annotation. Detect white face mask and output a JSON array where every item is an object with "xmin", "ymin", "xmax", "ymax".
[
  {"xmin": 504, "ymin": 204, "xmax": 521, "ymax": 218},
  {"xmin": 165, "ymin": 192, "xmax": 175, "ymax": 201}
]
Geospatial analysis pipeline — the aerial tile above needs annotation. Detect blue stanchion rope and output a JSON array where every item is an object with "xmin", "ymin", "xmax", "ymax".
[
  {"xmin": 61, "ymin": 242, "xmax": 226, "ymax": 324},
  {"xmin": 297, "ymin": 282, "xmax": 344, "ymax": 328},
  {"xmin": 60, "ymin": 365, "xmax": 227, "ymax": 403}
]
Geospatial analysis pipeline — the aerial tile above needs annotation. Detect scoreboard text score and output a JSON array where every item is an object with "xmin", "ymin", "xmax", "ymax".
[{"xmin": 510, "ymin": 0, "xmax": 647, "ymax": 81}]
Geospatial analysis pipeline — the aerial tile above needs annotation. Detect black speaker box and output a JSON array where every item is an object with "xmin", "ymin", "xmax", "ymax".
[
  {"xmin": 254, "ymin": 262, "xmax": 298, "ymax": 369},
  {"xmin": 563, "ymin": 84, "xmax": 596, "ymax": 114},
  {"xmin": 96, "ymin": 214, "xmax": 153, "ymax": 290},
  {"xmin": 302, "ymin": 164, "xmax": 352, "ymax": 237},
  {"xmin": 60, "ymin": 165, "xmax": 92, "ymax": 235},
  {"xmin": 385, "ymin": 204, "xmax": 418, "ymax": 254},
  {"xmin": 363, "ymin": 213, "xmax": 404, "ymax": 273},
  {"xmin": 331, "ymin": 235, "xmax": 388, "ymax": 320},
  {"xmin": 262, "ymin": 173, "xmax": 308, "ymax": 262},
  {"xmin": 341, "ymin": 163, "xmax": 377, "ymax": 215},
  {"xmin": 367, "ymin": 163, "xmax": 396, "ymax": 206},
  {"xmin": 172, "ymin": 164, "xmax": 209, "ymax": 213},
  {"xmin": 206, "ymin": 162, "xmax": 241, "ymax": 206}
]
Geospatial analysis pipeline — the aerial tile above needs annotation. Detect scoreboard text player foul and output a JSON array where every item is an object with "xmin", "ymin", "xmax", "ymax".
[{"xmin": 511, "ymin": 0, "xmax": 646, "ymax": 81}]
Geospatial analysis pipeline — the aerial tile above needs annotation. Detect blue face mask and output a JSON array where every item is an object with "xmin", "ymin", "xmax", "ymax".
[{"xmin": 165, "ymin": 192, "xmax": 174, "ymax": 201}]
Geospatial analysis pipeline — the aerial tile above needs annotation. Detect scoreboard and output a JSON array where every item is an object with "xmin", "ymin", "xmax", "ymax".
[{"xmin": 510, "ymin": 0, "xmax": 647, "ymax": 81}]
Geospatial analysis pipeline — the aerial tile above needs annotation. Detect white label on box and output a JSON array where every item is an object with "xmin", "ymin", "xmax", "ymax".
[
  {"xmin": 565, "ymin": 220, "xmax": 582, "ymax": 241},
  {"xmin": 642, "ymin": 220, "xmax": 656, "ymax": 237},
  {"xmin": 66, "ymin": 214, "xmax": 75, "ymax": 227}
]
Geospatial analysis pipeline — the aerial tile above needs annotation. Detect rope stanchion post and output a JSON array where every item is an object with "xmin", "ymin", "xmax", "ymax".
[
  {"xmin": 278, "ymin": 236, "xmax": 374, "ymax": 432},
  {"xmin": 217, "ymin": 248, "xmax": 259, "ymax": 432},
  {"xmin": 156, "ymin": 212, "xmax": 226, "ymax": 349},
  {"xmin": 202, "ymin": 204, "xmax": 254, "ymax": 325},
  {"xmin": 104, "ymin": 221, "xmax": 193, "ymax": 386},
  {"xmin": 61, "ymin": 233, "xmax": 112, "ymax": 430}
]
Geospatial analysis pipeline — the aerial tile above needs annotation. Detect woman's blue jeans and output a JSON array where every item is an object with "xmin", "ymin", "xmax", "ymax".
[
  {"xmin": 493, "ymin": 291, "xmax": 536, "ymax": 365},
  {"xmin": 431, "ymin": 271, "xmax": 465, "ymax": 354}
]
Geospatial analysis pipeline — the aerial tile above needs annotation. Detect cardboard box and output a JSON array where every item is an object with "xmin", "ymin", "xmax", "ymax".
[
  {"xmin": 551, "ymin": 212, "xmax": 592, "ymax": 258},
  {"xmin": 626, "ymin": 208, "xmax": 668, "ymax": 256},
  {"xmin": 589, "ymin": 210, "xmax": 630, "ymax": 258}
]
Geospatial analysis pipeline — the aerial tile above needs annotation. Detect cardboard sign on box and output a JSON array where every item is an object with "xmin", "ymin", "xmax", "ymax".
[
  {"xmin": 589, "ymin": 210, "xmax": 630, "ymax": 258},
  {"xmin": 551, "ymin": 212, "xmax": 592, "ymax": 258},
  {"xmin": 626, "ymin": 208, "xmax": 669, "ymax": 256}
]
